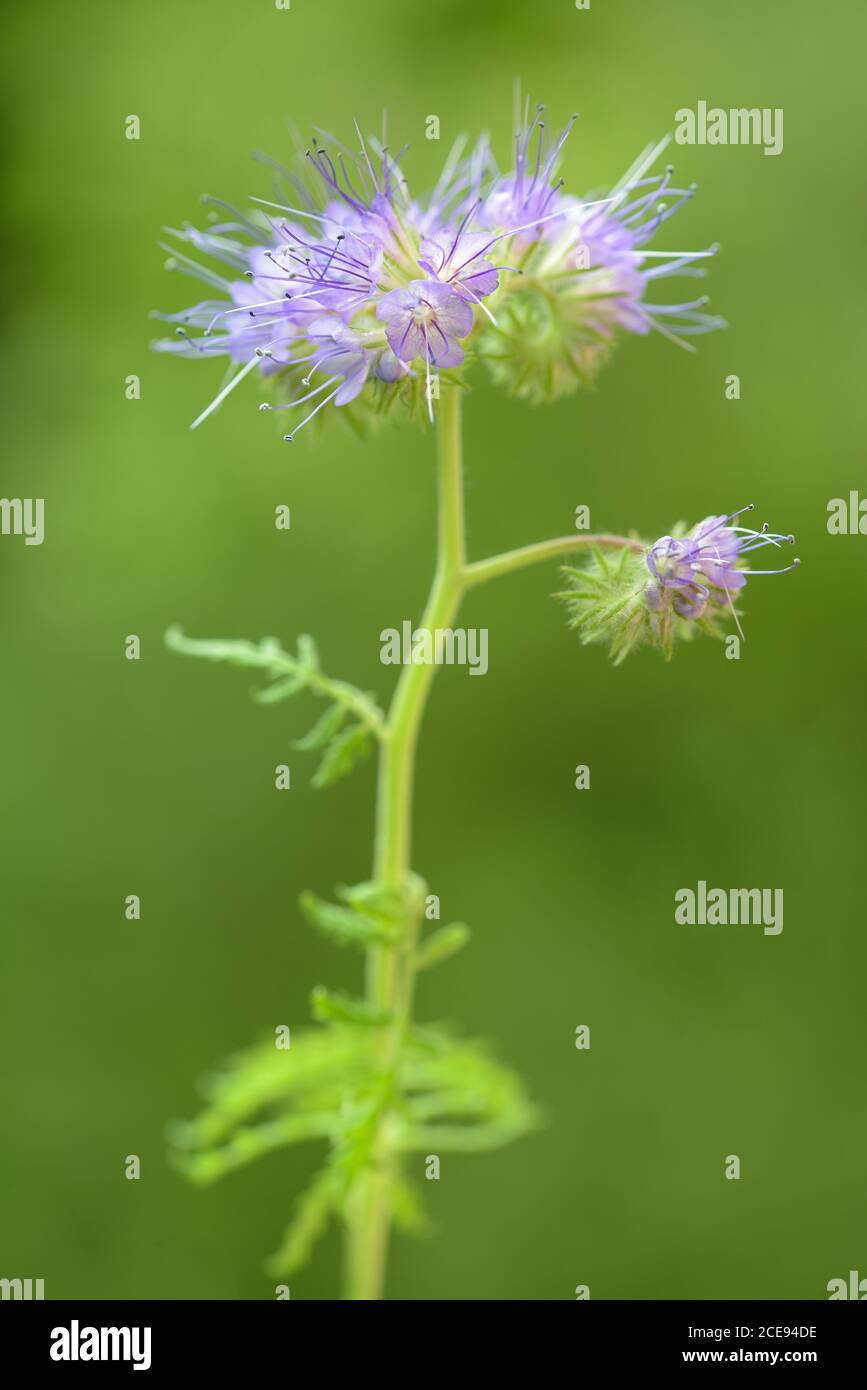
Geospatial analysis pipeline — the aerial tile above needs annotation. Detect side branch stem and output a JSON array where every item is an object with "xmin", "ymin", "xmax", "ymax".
[{"xmin": 464, "ymin": 533, "xmax": 644, "ymax": 588}]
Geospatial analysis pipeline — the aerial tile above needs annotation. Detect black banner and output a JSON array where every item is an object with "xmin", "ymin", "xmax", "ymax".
[{"xmin": 1, "ymin": 1299, "xmax": 863, "ymax": 1373}]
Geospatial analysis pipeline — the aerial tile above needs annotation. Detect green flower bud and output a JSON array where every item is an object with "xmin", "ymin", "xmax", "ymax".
[{"xmin": 477, "ymin": 285, "xmax": 613, "ymax": 405}]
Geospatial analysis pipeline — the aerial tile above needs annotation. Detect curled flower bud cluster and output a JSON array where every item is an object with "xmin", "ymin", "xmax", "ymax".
[
  {"xmin": 560, "ymin": 507, "xmax": 799, "ymax": 662},
  {"xmin": 152, "ymin": 102, "xmax": 724, "ymax": 438}
]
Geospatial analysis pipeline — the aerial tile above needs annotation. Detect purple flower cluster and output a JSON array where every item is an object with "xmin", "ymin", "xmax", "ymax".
[
  {"xmin": 646, "ymin": 505, "xmax": 800, "ymax": 628},
  {"xmin": 153, "ymin": 104, "xmax": 724, "ymax": 438}
]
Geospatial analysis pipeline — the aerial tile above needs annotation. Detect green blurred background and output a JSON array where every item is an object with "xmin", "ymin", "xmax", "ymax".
[{"xmin": 2, "ymin": 0, "xmax": 866, "ymax": 1300}]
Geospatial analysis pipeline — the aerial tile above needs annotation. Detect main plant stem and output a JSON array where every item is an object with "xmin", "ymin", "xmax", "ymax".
[
  {"xmin": 344, "ymin": 386, "xmax": 465, "ymax": 1299},
  {"xmin": 343, "ymin": 387, "xmax": 641, "ymax": 1299}
]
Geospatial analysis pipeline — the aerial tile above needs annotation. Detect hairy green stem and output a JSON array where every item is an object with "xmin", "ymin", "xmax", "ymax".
[
  {"xmin": 464, "ymin": 533, "xmax": 644, "ymax": 588},
  {"xmin": 344, "ymin": 386, "xmax": 465, "ymax": 1299},
  {"xmin": 343, "ymin": 390, "xmax": 639, "ymax": 1299}
]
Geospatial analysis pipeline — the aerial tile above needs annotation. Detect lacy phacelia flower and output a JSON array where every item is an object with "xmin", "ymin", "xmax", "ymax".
[
  {"xmin": 152, "ymin": 103, "xmax": 724, "ymax": 438},
  {"xmin": 560, "ymin": 506, "xmax": 799, "ymax": 662},
  {"xmin": 377, "ymin": 280, "xmax": 473, "ymax": 374}
]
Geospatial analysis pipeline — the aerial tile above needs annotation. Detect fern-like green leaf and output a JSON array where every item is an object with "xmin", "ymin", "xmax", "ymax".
[
  {"xmin": 416, "ymin": 923, "xmax": 471, "ymax": 972},
  {"xmin": 171, "ymin": 1111, "xmax": 339, "ymax": 1185},
  {"xmin": 310, "ymin": 986, "xmax": 394, "ymax": 1028},
  {"xmin": 266, "ymin": 1168, "xmax": 337, "ymax": 1277},
  {"xmin": 397, "ymin": 1034, "xmax": 539, "ymax": 1153},
  {"xmin": 311, "ymin": 722, "xmax": 371, "ymax": 789},
  {"xmin": 299, "ymin": 891, "xmax": 404, "ymax": 948},
  {"xmin": 169, "ymin": 1028, "xmax": 378, "ymax": 1150},
  {"xmin": 165, "ymin": 626, "xmax": 386, "ymax": 743},
  {"xmin": 294, "ymin": 702, "xmax": 347, "ymax": 751}
]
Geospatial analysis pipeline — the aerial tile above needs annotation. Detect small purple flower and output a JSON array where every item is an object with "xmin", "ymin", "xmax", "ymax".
[
  {"xmin": 256, "ymin": 316, "xmax": 407, "ymax": 440},
  {"xmin": 484, "ymin": 108, "xmax": 579, "ymax": 238},
  {"xmin": 562, "ymin": 503, "xmax": 798, "ymax": 663},
  {"xmin": 646, "ymin": 505, "xmax": 799, "ymax": 623},
  {"xmin": 377, "ymin": 279, "xmax": 473, "ymax": 369},
  {"xmin": 418, "ymin": 226, "xmax": 501, "ymax": 302}
]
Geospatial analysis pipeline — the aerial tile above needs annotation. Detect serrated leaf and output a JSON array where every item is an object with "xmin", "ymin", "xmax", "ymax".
[
  {"xmin": 337, "ymin": 879, "xmax": 405, "ymax": 914},
  {"xmin": 416, "ymin": 923, "xmax": 471, "ymax": 971},
  {"xmin": 170, "ymin": 1029, "xmax": 379, "ymax": 1151},
  {"xmin": 165, "ymin": 626, "xmax": 385, "ymax": 739},
  {"xmin": 300, "ymin": 891, "xmax": 402, "ymax": 948},
  {"xmin": 296, "ymin": 633, "xmax": 320, "ymax": 672},
  {"xmin": 397, "ymin": 1119, "xmax": 538, "ymax": 1152},
  {"xmin": 389, "ymin": 1175, "xmax": 431, "ymax": 1236},
  {"xmin": 294, "ymin": 702, "xmax": 347, "ymax": 751},
  {"xmin": 310, "ymin": 986, "xmax": 393, "ymax": 1027},
  {"xmin": 171, "ymin": 1111, "xmax": 338, "ymax": 1185},
  {"xmin": 312, "ymin": 722, "xmax": 370, "ymax": 789},
  {"xmin": 335, "ymin": 877, "xmax": 423, "ymax": 930},
  {"xmin": 266, "ymin": 1168, "xmax": 336, "ymax": 1277},
  {"xmin": 253, "ymin": 673, "xmax": 308, "ymax": 704},
  {"xmin": 397, "ymin": 1036, "xmax": 539, "ymax": 1154}
]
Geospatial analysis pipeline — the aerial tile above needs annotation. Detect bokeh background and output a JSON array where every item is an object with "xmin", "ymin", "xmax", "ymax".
[{"xmin": 2, "ymin": 0, "xmax": 866, "ymax": 1300}]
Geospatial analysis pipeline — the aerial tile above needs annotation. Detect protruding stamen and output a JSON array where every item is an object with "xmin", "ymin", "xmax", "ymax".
[
  {"xmin": 741, "ymin": 558, "xmax": 800, "ymax": 575},
  {"xmin": 174, "ymin": 327, "xmax": 205, "ymax": 353},
  {"xmin": 283, "ymin": 379, "xmax": 344, "ymax": 441}
]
